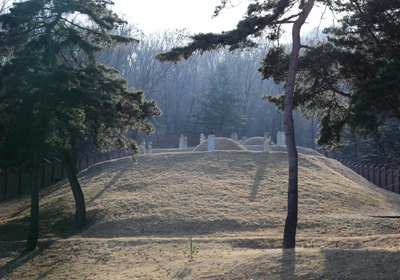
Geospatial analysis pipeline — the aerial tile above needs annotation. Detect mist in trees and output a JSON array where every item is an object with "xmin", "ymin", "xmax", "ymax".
[{"xmin": 95, "ymin": 27, "xmax": 319, "ymax": 146}]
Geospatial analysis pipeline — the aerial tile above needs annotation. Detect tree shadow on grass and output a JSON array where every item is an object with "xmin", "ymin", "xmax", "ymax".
[
  {"xmin": 250, "ymin": 154, "xmax": 269, "ymax": 202},
  {"xmin": 80, "ymin": 216, "xmax": 256, "ymax": 238},
  {"xmin": 0, "ymin": 239, "xmax": 56, "ymax": 279},
  {"xmin": 87, "ymin": 170, "xmax": 125, "ymax": 203},
  {"xmin": 0, "ymin": 208, "xmax": 99, "ymax": 278},
  {"xmin": 221, "ymin": 248, "xmax": 400, "ymax": 279}
]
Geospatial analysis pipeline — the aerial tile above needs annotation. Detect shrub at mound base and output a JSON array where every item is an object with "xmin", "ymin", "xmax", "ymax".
[
  {"xmin": 193, "ymin": 137, "xmax": 246, "ymax": 152},
  {"xmin": 242, "ymin": 136, "xmax": 275, "ymax": 146}
]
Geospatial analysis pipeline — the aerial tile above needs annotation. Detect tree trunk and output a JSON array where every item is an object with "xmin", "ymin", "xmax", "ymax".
[
  {"xmin": 60, "ymin": 150, "xmax": 86, "ymax": 229},
  {"xmin": 282, "ymin": 0, "xmax": 315, "ymax": 249},
  {"xmin": 26, "ymin": 150, "xmax": 40, "ymax": 252},
  {"xmin": 70, "ymin": 132, "xmax": 79, "ymax": 175}
]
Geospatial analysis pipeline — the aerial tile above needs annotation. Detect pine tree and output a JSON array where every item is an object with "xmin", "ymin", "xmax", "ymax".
[
  {"xmin": 264, "ymin": 0, "xmax": 400, "ymax": 151},
  {"xmin": 156, "ymin": 0, "xmax": 317, "ymax": 248},
  {"xmin": 0, "ymin": 0, "xmax": 161, "ymax": 251},
  {"xmin": 191, "ymin": 63, "xmax": 246, "ymax": 136}
]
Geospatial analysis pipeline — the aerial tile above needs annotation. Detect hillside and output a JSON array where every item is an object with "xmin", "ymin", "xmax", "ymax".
[{"xmin": 1, "ymin": 148, "xmax": 400, "ymax": 279}]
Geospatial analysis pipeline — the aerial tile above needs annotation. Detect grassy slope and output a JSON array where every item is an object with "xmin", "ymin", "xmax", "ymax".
[{"xmin": 1, "ymin": 150, "xmax": 400, "ymax": 279}]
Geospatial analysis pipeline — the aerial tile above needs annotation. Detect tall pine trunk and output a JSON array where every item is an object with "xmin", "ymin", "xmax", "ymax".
[
  {"xmin": 282, "ymin": 0, "xmax": 314, "ymax": 249},
  {"xmin": 26, "ymin": 150, "xmax": 40, "ymax": 252},
  {"xmin": 60, "ymin": 151, "xmax": 86, "ymax": 229}
]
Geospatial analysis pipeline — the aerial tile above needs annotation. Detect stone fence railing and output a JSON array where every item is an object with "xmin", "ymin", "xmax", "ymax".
[
  {"xmin": 336, "ymin": 160, "xmax": 400, "ymax": 194},
  {"xmin": 0, "ymin": 150, "xmax": 130, "ymax": 202}
]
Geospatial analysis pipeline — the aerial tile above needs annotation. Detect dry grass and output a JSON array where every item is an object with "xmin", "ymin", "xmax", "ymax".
[
  {"xmin": 1, "ymin": 148, "xmax": 400, "ymax": 279},
  {"xmin": 192, "ymin": 137, "xmax": 246, "ymax": 152}
]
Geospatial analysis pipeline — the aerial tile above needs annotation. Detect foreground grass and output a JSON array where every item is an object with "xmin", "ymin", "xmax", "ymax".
[{"xmin": 1, "ymin": 149, "xmax": 400, "ymax": 279}]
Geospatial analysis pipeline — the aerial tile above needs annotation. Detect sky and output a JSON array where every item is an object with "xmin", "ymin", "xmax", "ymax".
[{"xmin": 112, "ymin": 0, "xmax": 338, "ymax": 38}]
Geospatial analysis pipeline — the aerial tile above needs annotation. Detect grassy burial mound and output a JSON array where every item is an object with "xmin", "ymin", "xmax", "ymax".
[
  {"xmin": 242, "ymin": 136, "xmax": 276, "ymax": 146},
  {"xmin": 1, "ymin": 150, "xmax": 400, "ymax": 279},
  {"xmin": 245, "ymin": 145, "xmax": 324, "ymax": 157},
  {"xmin": 192, "ymin": 137, "xmax": 246, "ymax": 151}
]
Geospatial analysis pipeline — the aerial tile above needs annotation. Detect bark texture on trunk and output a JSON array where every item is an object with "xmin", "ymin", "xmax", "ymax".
[
  {"xmin": 26, "ymin": 151, "xmax": 40, "ymax": 252},
  {"xmin": 282, "ymin": 0, "xmax": 315, "ymax": 249},
  {"xmin": 70, "ymin": 132, "xmax": 79, "ymax": 175},
  {"xmin": 60, "ymin": 151, "xmax": 86, "ymax": 229}
]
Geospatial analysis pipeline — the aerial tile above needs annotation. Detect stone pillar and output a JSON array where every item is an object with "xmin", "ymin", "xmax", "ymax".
[
  {"xmin": 147, "ymin": 141, "xmax": 153, "ymax": 154},
  {"xmin": 207, "ymin": 135, "xmax": 215, "ymax": 151},
  {"xmin": 231, "ymin": 133, "xmax": 238, "ymax": 142},
  {"xmin": 281, "ymin": 132, "xmax": 286, "ymax": 146},
  {"xmin": 200, "ymin": 133, "xmax": 206, "ymax": 144},
  {"xmin": 183, "ymin": 137, "xmax": 188, "ymax": 148},
  {"xmin": 393, "ymin": 171, "xmax": 400, "ymax": 193},
  {"xmin": 179, "ymin": 134, "xmax": 184, "ymax": 149},
  {"xmin": 242, "ymin": 136, "xmax": 247, "ymax": 143},
  {"xmin": 276, "ymin": 131, "xmax": 281, "ymax": 146},
  {"xmin": 264, "ymin": 138, "xmax": 272, "ymax": 153}
]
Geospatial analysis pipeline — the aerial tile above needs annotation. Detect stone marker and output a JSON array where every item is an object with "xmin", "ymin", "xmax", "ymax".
[
  {"xmin": 231, "ymin": 133, "xmax": 238, "ymax": 142},
  {"xmin": 264, "ymin": 132, "xmax": 270, "ymax": 143},
  {"xmin": 200, "ymin": 133, "xmax": 206, "ymax": 144},
  {"xmin": 183, "ymin": 136, "xmax": 188, "ymax": 148},
  {"xmin": 179, "ymin": 134, "xmax": 185, "ymax": 149},
  {"xmin": 207, "ymin": 135, "xmax": 215, "ymax": 151},
  {"xmin": 138, "ymin": 139, "xmax": 146, "ymax": 154},
  {"xmin": 242, "ymin": 136, "xmax": 247, "ymax": 143},
  {"xmin": 147, "ymin": 141, "xmax": 153, "ymax": 154},
  {"xmin": 277, "ymin": 131, "xmax": 286, "ymax": 146},
  {"xmin": 264, "ymin": 138, "xmax": 272, "ymax": 153}
]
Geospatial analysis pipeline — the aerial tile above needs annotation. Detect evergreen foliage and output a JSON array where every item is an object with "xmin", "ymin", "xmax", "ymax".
[
  {"xmin": 264, "ymin": 0, "xmax": 400, "ymax": 151},
  {"xmin": 190, "ymin": 63, "xmax": 246, "ymax": 135},
  {"xmin": 0, "ymin": 0, "xmax": 161, "ymax": 251}
]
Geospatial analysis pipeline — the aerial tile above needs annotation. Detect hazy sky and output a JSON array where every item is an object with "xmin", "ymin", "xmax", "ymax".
[{"xmin": 112, "ymin": 1, "xmax": 337, "ymax": 37}]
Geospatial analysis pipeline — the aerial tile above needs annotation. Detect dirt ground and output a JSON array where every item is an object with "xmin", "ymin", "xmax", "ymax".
[{"xmin": 1, "ymin": 147, "xmax": 400, "ymax": 279}]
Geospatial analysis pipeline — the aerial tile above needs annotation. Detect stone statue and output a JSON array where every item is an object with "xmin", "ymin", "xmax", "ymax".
[
  {"xmin": 147, "ymin": 141, "xmax": 153, "ymax": 154},
  {"xmin": 138, "ymin": 138, "xmax": 146, "ymax": 154},
  {"xmin": 264, "ymin": 138, "xmax": 272, "ymax": 153},
  {"xmin": 179, "ymin": 134, "xmax": 185, "ymax": 149},
  {"xmin": 200, "ymin": 133, "xmax": 206, "ymax": 144}
]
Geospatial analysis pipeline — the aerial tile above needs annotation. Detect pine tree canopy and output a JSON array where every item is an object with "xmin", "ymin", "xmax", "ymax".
[
  {"xmin": 0, "ymin": 0, "xmax": 161, "ymax": 169},
  {"xmin": 264, "ymin": 0, "xmax": 400, "ymax": 150},
  {"xmin": 155, "ymin": 0, "xmax": 321, "ymax": 64}
]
